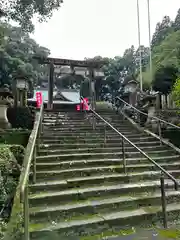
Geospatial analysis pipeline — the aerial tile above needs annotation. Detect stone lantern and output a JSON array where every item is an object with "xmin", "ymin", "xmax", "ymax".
[
  {"xmin": 123, "ymin": 80, "xmax": 138, "ymax": 106},
  {"xmin": 0, "ymin": 86, "xmax": 13, "ymax": 129},
  {"xmin": 15, "ymin": 76, "xmax": 29, "ymax": 107}
]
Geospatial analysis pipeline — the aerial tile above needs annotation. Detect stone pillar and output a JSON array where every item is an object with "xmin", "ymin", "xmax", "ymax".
[
  {"xmin": 168, "ymin": 93, "xmax": 173, "ymax": 109},
  {"xmin": 155, "ymin": 94, "xmax": 160, "ymax": 109},
  {"xmin": 129, "ymin": 91, "xmax": 137, "ymax": 106},
  {"xmin": 88, "ymin": 68, "xmax": 94, "ymax": 109},
  {"xmin": 48, "ymin": 62, "xmax": 54, "ymax": 110},
  {"xmin": 146, "ymin": 105, "xmax": 156, "ymax": 126}
]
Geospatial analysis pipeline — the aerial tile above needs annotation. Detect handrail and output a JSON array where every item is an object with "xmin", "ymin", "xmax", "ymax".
[
  {"xmin": 81, "ymin": 96, "xmax": 179, "ymax": 228},
  {"xmin": 20, "ymin": 104, "xmax": 43, "ymax": 201},
  {"xmin": 115, "ymin": 96, "xmax": 180, "ymax": 130},
  {"xmin": 81, "ymin": 97, "xmax": 179, "ymax": 188},
  {"xmin": 19, "ymin": 103, "xmax": 44, "ymax": 239}
]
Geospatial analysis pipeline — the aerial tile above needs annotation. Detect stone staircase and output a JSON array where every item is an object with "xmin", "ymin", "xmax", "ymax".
[{"xmin": 29, "ymin": 110, "xmax": 180, "ymax": 239}]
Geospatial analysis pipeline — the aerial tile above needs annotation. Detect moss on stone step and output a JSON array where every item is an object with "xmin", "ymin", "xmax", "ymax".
[
  {"xmin": 29, "ymin": 205, "xmax": 180, "ymax": 238},
  {"xmin": 29, "ymin": 191, "xmax": 180, "ymax": 226}
]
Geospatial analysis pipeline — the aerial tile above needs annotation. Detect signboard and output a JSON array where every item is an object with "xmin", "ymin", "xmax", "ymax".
[{"xmin": 36, "ymin": 92, "xmax": 43, "ymax": 108}]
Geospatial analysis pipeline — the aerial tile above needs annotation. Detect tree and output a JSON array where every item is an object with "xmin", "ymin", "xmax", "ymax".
[
  {"xmin": 172, "ymin": 78, "xmax": 180, "ymax": 107},
  {"xmin": 151, "ymin": 16, "xmax": 173, "ymax": 48},
  {"xmin": 142, "ymin": 25, "xmax": 180, "ymax": 89},
  {"xmin": 88, "ymin": 45, "xmax": 150, "ymax": 99},
  {"xmin": 173, "ymin": 9, "xmax": 180, "ymax": 32},
  {"xmin": 140, "ymin": 70, "xmax": 152, "ymax": 90},
  {"xmin": 152, "ymin": 65, "xmax": 179, "ymax": 95},
  {"xmin": 135, "ymin": 46, "xmax": 150, "ymax": 72},
  {"xmin": 0, "ymin": 0, "xmax": 64, "ymax": 32},
  {"xmin": 0, "ymin": 21, "xmax": 50, "ymax": 91},
  {"xmin": 123, "ymin": 45, "xmax": 136, "ymax": 76},
  {"xmin": 152, "ymin": 30, "xmax": 180, "ymax": 68}
]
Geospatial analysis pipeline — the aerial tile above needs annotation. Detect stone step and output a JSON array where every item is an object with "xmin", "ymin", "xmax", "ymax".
[
  {"xmin": 34, "ymin": 161, "xmax": 180, "ymax": 181},
  {"xmin": 29, "ymin": 169, "xmax": 180, "ymax": 193},
  {"xmin": 43, "ymin": 120, "xmax": 87, "ymax": 124},
  {"xmin": 41, "ymin": 135, "xmax": 156, "ymax": 145},
  {"xmin": 43, "ymin": 121, "xmax": 125, "ymax": 127},
  {"xmin": 39, "ymin": 141, "xmax": 161, "ymax": 150},
  {"xmin": 42, "ymin": 128, "xmax": 135, "ymax": 134},
  {"xmin": 43, "ymin": 117, "xmax": 124, "ymax": 122},
  {"xmin": 38, "ymin": 145, "xmax": 167, "ymax": 156},
  {"xmin": 43, "ymin": 113, "xmax": 114, "ymax": 117},
  {"xmin": 36, "ymin": 150, "xmax": 175, "ymax": 162},
  {"xmin": 28, "ymin": 109, "xmax": 180, "ymax": 239},
  {"xmin": 42, "ymin": 131, "xmax": 135, "ymax": 139},
  {"xmin": 29, "ymin": 180, "xmax": 175, "ymax": 207},
  {"xmin": 43, "ymin": 117, "xmax": 125, "ymax": 122},
  {"xmin": 43, "ymin": 119, "xmax": 126, "ymax": 125},
  {"xmin": 42, "ymin": 130, "xmax": 142, "ymax": 136},
  {"xmin": 35, "ymin": 155, "xmax": 180, "ymax": 172},
  {"xmin": 29, "ymin": 202, "xmax": 180, "ymax": 239},
  {"xmin": 43, "ymin": 125, "xmax": 132, "ymax": 131},
  {"xmin": 29, "ymin": 190, "xmax": 180, "ymax": 225},
  {"xmin": 40, "ymin": 139, "xmax": 107, "ymax": 144},
  {"xmin": 43, "ymin": 116, "xmax": 88, "ymax": 121}
]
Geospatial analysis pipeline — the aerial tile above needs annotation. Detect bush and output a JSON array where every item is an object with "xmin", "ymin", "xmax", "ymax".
[
  {"xmin": 172, "ymin": 78, "xmax": 180, "ymax": 107},
  {"xmin": 152, "ymin": 65, "xmax": 179, "ymax": 95},
  {"xmin": 10, "ymin": 145, "xmax": 25, "ymax": 166},
  {"xmin": 0, "ymin": 145, "xmax": 25, "ymax": 239},
  {"xmin": 0, "ymin": 130, "xmax": 31, "ymax": 147},
  {"xmin": 7, "ymin": 106, "xmax": 34, "ymax": 129},
  {"xmin": 0, "ymin": 221, "xmax": 7, "ymax": 239}
]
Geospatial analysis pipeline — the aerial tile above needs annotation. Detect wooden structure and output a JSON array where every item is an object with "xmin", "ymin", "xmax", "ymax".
[{"xmin": 34, "ymin": 57, "xmax": 105, "ymax": 110}]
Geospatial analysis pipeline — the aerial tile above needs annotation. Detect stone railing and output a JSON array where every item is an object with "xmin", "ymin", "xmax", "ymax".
[{"xmin": 156, "ymin": 109, "xmax": 180, "ymax": 127}]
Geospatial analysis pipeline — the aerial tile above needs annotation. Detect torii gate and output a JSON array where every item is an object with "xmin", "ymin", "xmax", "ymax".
[{"xmin": 34, "ymin": 57, "xmax": 105, "ymax": 110}]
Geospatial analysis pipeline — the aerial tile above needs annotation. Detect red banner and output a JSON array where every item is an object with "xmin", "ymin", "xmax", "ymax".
[
  {"xmin": 36, "ymin": 92, "xmax": 43, "ymax": 108},
  {"xmin": 76, "ymin": 98, "xmax": 89, "ymax": 111}
]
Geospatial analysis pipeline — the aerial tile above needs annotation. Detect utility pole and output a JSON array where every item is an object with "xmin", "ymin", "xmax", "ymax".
[
  {"xmin": 137, "ymin": 0, "xmax": 143, "ymax": 91},
  {"xmin": 147, "ymin": 0, "xmax": 153, "ymax": 87}
]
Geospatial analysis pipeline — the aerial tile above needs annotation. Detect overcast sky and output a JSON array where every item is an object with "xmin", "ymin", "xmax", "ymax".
[{"xmin": 32, "ymin": 0, "xmax": 180, "ymax": 60}]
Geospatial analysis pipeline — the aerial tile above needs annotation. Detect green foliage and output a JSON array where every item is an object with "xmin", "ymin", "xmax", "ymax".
[
  {"xmin": 139, "ymin": 70, "xmax": 152, "ymax": 90},
  {"xmin": 7, "ymin": 106, "xmax": 34, "ymax": 129},
  {"xmin": 3, "ymin": 183, "xmax": 23, "ymax": 240},
  {"xmin": 0, "ymin": 221, "xmax": 7, "ymax": 239},
  {"xmin": 0, "ymin": 21, "xmax": 50, "ymax": 91},
  {"xmin": 1, "ymin": 0, "xmax": 64, "ymax": 32},
  {"xmin": 88, "ymin": 46, "xmax": 150, "ymax": 99},
  {"xmin": 173, "ymin": 9, "xmax": 180, "ymax": 31},
  {"xmin": 103, "ymin": 11, "xmax": 180, "ymax": 95},
  {"xmin": 152, "ymin": 30, "xmax": 180, "ymax": 68},
  {"xmin": 151, "ymin": 16, "xmax": 174, "ymax": 48},
  {"xmin": 0, "ymin": 144, "xmax": 25, "ymax": 239},
  {"xmin": 0, "ymin": 130, "xmax": 31, "ymax": 148},
  {"xmin": 172, "ymin": 78, "xmax": 180, "ymax": 107},
  {"xmin": 143, "ymin": 9, "xmax": 180, "ymax": 89},
  {"xmin": 10, "ymin": 145, "xmax": 26, "ymax": 166},
  {"xmin": 152, "ymin": 65, "xmax": 179, "ymax": 95}
]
